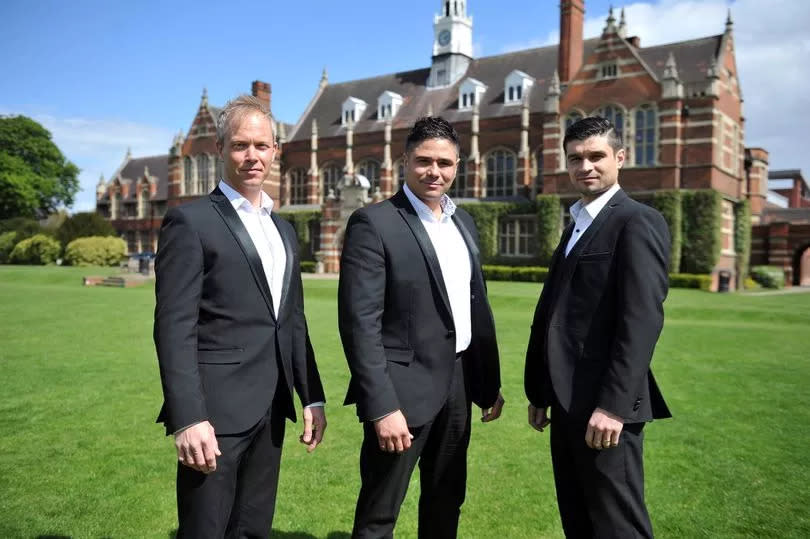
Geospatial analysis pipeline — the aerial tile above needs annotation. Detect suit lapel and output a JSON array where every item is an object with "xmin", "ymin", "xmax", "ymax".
[
  {"xmin": 452, "ymin": 214, "xmax": 482, "ymax": 287},
  {"xmin": 210, "ymin": 188, "xmax": 277, "ymax": 321},
  {"xmin": 271, "ymin": 212, "xmax": 294, "ymax": 319},
  {"xmin": 394, "ymin": 191, "xmax": 454, "ymax": 322}
]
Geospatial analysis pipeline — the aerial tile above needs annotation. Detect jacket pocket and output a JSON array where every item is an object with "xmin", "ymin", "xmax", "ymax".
[
  {"xmin": 578, "ymin": 251, "xmax": 612, "ymax": 262},
  {"xmin": 384, "ymin": 347, "xmax": 414, "ymax": 365},
  {"xmin": 198, "ymin": 348, "xmax": 244, "ymax": 365}
]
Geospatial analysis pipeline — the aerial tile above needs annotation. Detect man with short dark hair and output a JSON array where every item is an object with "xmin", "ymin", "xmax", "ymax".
[
  {"xmin": 524, "ymin": 116, "xmax": 671, "ymax": 538},
  {"xmin": 154, "ymin": 95, "xmax": 326, "ymax": 538},
  {"xmin": 339, "ymin": 116, "xmax": 504, "ymax": 538}
]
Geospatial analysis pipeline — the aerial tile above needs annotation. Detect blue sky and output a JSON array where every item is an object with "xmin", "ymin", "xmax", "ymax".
[{"xmin": 1, "ymin": 0, "xmax": 808, "ymax": 211}]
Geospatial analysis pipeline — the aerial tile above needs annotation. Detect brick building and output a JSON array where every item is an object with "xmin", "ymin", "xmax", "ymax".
[{"xmin": 97, "ymin": 1, "xmax": 780, "ymax": 289}]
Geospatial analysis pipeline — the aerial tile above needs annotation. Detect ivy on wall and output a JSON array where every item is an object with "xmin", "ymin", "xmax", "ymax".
[
  {"xmin": 680, "ymin": 190, "xmax": 722, "ymax": 274},
  {"xmin": 734, "ymin": 199, "xmax": 752, "ymax": 283},
  {"xmin": 276, "ymin": 210, "xmax": 321, "ymax": 261},
  {"xmin": 457, "ymin": 201, "xmax": 535, "ymax": 264},
  {"xmin": 535, "ymin": 194, "xmax": 561, "ymax": 265},
  {"xmin": 650, "ymin": 190, "xmax": 683, "ymax": 273}
]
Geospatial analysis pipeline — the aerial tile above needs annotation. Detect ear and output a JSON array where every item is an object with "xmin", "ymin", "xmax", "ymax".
[{"xmin": 615, "ymin": 147, "xmax": 626, "ymax": 169}]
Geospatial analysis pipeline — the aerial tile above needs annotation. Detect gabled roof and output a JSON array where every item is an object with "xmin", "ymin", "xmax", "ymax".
[
  {"xmin": 104, "ymin": 154, "xmax": 169, "ymax": 201},
  {"xmin": 637, "ymin": 35, "xmax": 722, "ymax": 84}
]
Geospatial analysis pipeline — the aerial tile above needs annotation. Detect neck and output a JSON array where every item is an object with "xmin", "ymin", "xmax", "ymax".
[
  {"xmin": 224, "ymin": 180, "xmax": 263, "ymax": 208},
  {"xmin": 424, "ymin": 199, "xmax": 443, "ymax": 219}
]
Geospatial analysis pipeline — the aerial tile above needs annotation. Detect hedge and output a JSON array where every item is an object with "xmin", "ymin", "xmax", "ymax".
[
  {"xmin": 458, "ymin": 201, "xmax": 535, "ymax": 264},
  {"xmin": 483, "ymin": 265, "xmax": 548, "ymax": 282},
  {"xmin": 535, "ymin": 194, "xmax": 561, "ymax": 265},
  {"xmin": 668, "ymin": 273, "xmax": 712, "ymax": 290},
  {"xmin": 681, "ymin": 190, "xmax": 722, "ymax": 274},
  {"xmin": 9, "ymin": 233, "xmax": 61, "ymax": 265},
  {"xmin": 277, "ymin": 210, "xmax": 321, "ymax": 261},
  {"xmin": 734, "ymin": 199, "xmax": 752, "ymax": 283},
  {"xmin": 750, "ymin": 265, "xmax": 784, "ymax": 289},
  {"xmin": 650, "ymin": 190, "xmax": 682, "ymax": 273},
  {"xmin": 64, "ymin": 236, "xmax": 128, "ymax": 267},
  {"xmin": 0, "ymin": 230, "xmax": 17, "ymax": 263},
  {"xmin": 300, "ymin": 260, "xmax": 316, "ymax": 273}
]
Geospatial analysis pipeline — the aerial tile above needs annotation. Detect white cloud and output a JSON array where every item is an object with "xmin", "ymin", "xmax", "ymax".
[
  {"xmin": 0, "ymin": 108, "xmax": 175, "ymax": 212},
  {"xmin": 499, "ymin": 0, "xmax": 810, "ymax": 169}
]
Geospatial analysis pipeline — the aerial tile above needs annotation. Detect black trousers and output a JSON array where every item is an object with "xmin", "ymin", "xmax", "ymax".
[
  {"xmin": 550, "ymin": 405, "xmax": 653, "ymax": 539},
  {"xmin": 176, "ymin": 406, "xmax": 286, "ymax": 539},
  {"xmin": 352, "ymin": 356, "xmax": 471, "ymax": 539}
]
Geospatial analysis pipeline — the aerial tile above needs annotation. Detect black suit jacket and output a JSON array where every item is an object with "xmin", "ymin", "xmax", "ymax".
[
  {"xmin": 525, "ymin": 189, "xmax": 671, "ymax": 422},
  {"xmin": 154, "ymin": 186, "xmax": 324, "ymax": 436},
  {"xmin": 338, "ymin": 190, "xmax": 501, "ymax": 427}
]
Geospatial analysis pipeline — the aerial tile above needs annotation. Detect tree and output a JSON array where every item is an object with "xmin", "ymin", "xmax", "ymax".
[
  {"xmin": 57, "ymin": 211, "xmax": 116, "ymax": 247},
  {"xmin": 0, "ymin": 115, "xmax": 80, "ymax": 218}
]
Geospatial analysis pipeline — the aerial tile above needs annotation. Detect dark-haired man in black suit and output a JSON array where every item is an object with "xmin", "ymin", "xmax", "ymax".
[
  {"xmin": 339, "ymin": 116, "xmax": 504, "ymax": 538},
  {"xmin": 525, "ymin": 116, "xmax": 671, "ymax": 538},
  {"xmin": 154, "ymin": 95, "xmax": 326, "ymax": 538}
]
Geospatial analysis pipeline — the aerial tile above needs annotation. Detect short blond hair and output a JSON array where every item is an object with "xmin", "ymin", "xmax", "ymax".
[{"xmin": 216, "ymin": 95, "xmax": 274, "ymax": 147}]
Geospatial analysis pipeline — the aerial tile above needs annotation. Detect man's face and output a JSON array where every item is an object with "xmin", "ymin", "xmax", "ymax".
[
  {"xmin": 564, "ymin": 134, "xmax": 625, "ymax": 203},
  {"xmin": 217, "ymin": 112, "xmax": 276, "ymax": 193},
  {"xmin": 404, "ymin": 137, "xmax": 458, "ymax": 206}
]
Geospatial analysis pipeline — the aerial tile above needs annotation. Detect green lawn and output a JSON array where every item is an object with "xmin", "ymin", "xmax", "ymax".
[{"xmin": 0, "ymin": 265, "xmax": 808, "ymax": 538}]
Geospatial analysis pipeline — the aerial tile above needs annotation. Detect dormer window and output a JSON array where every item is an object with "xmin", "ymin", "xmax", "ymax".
[
  {"xmin": 504, "ymin": 70, "xmax": 534, "ymax": 105},
  {"xmin": 600, "ymin": 62, "xmax": 618, "ymax": 79},
  {"xmin": 377, "ymin": 91, "xmax": 403, "ymax": 121},
  {"xmin": 459, "ymin": 78, "xmax": 487, "ymax": 110},
  {"xmin": 341, "ymin": 97, "xmax": 367, "ymax": 126}
]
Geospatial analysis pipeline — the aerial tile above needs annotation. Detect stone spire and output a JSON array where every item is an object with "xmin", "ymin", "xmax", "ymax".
[
  {"xmin": 520, "ymin": 95, "xmax": 530, "ymax": 155},
  {"xmin": 617, "ymin": 7, "xmax": 627, "ymax": 38},
  {"xmin": 143, "ymin": 165, "xmax": 150, "ymax": 179},
  {"xmin": 544, "ymin": 71, "xmax": 561, "ymax": 114},
  {"xmin": 661, "ymin": 52, "xmax": 683, "ymax": 99},
  {"xmin": 201, "ymin": 87, "xmax": 208, "ymax": 108},
  {"xmin": 125, "ymin": 147, "xmax": 132, "ymax": 161},
  {"xmin": 344, "ymin": 121, "xmax": 354, "ymax": 175},
  {"xmin": 603, "ymin": 6, "xmax": 618, "ymax": 34},
  {"xmin": 309, "ymin": 119, "xmax": 319, "ymax": 176},
  {"xmin": 469, "ymin": 103, "xmax": 480, "ymax": 161},
  {"xmin": 320, "ymin": 67, "xmax": 329, "ymax": 89},
  {"xmin": 725, "ymin": 8, "xmax": 733, "ymax": 33},
  {"xmin": 706, "ymin": 57, "xmax": 720, "ymax": 97},
  {"xmin": 383, "ymin": 119, "xmax": 393, "ymax": 170}
]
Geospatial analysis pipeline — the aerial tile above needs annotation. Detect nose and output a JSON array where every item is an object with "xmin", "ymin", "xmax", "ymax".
[
  {"xmin": 427, "ymin": 160, "xmax": 440, "ymax": 177},
  {"xmin": 244, "ymin": 144, "xmax": 256, "ymax": 160}
]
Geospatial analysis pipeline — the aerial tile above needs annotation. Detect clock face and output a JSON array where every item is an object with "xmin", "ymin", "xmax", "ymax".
[{"xmin": 438, "ymin": 30, "xmax": 451, "ymax": 47}]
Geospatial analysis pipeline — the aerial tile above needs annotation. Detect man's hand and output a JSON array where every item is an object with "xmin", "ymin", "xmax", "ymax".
[
  {"xmin": 175, "ymin": 421, "xmax": 221, "ymax": 473},
  {"xmin": 528, "ymin": 404, "xmax": 551, "ymax": 432},
  {"xmin": 585, "ymin": 407, "xmax": 624, "ymax": 450},
  {"xmin": 374, "ymin": 410, "xmax": 413, "ymax": 454},
  {"xmin": 481, "ymin": 392, "xmax": 505, "ymax": 422},
  {"xmin": 299, "ymin": 406, "xmax": 327, "ymax": 453}
]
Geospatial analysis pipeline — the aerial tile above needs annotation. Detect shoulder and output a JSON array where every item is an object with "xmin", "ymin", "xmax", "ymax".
[
  {"xmin": 165, "ymin": 197, "xmax": 214, "ymax": 222},
  {"xmin": 624, "ymin": 196, "xmax": 667, "ymax": 230}
]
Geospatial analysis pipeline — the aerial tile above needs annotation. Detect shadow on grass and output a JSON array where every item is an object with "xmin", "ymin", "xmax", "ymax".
[{"xmin": 168, "ymin": 529, "xmax": 350, "ymax": 538}]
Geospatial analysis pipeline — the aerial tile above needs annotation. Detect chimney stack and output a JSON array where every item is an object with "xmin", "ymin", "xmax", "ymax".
[
  {"xmin": 559, "ymin": 0, "xmax": 585, "ymax": 84},
  {"xmin": 251, "ymin": 80, "xmax": 272, "ymax": 111}
]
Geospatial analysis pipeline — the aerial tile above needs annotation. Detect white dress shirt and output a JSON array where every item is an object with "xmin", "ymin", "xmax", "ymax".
[
  {"xmin": 403, "ymin": 184, "xmax": 472, "ymax": 353},
  {"xmin": 565, "ymin": 183, "xmax": 621, "ymax": 257},
  {"xmin": 219, "ymin": 180, "xmax": 286, "ymax": 315}
]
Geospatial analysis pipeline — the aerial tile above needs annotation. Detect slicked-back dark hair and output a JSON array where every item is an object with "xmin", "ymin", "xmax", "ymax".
[
  {"xmin": 563, "ymin": 116, "xmax": 623, "ymax": 155},
  {"xmin": 405, "ymin": 116, "xmax": 460, "ymax": 157}
]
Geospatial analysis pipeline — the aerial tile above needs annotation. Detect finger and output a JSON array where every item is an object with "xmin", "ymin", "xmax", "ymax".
[
  {"xmin": 610, "ymin": 429, "xmax": 620, "ymax": 447},
  {"xmin": 386, "ymin": 438, "xmax": 396, "ymax": 453},
  {"xmin": 189, "ymin": 443, "xmax": 206, "ymax": 468},
  {"xmin": 489, "ymin": 398, "xmax": 504, "ymax": 421},
  {"xmin": 202, "ymin": 440, "xmax": 217, "ymax": 472},
  {"xmin": 301, "ymin": 414, "xmax": 314, "ymax": 444},
  {"xmin": 585, "ymin": 425, "xmax": 597, "ymax": 449},
  {"xmin": 402, "ymin": 431, "xmax": 412, "ymax": 451}
]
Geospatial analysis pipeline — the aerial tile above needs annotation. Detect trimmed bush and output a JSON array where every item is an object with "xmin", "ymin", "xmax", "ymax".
[
  {"xmin": 0, "ymin": 230, "xmax": 17, "ymax": 263},
  {"xmin": 750, "ymin": 265, "xmax": 784, "ymax": 289},
  {"xmin": 300, "ymin": 260, "xmax": 316, "ymax": 273},
  {"xmin": 669, "ymin": 273, "xmax": 713, "ymax": 291},
  {"xmin": 681, "ymin": 190, "xmax": 722, "ymax": 274},
  {"xmin": 483, "ymin": 265, "xmax": 548, "ymax": 283},
  {"xmin": 650, "ymin": 190, "xmax": 682, "ymax": 273},
  {"xmin": 9, "ymin": 233, "xmax": 60, "ymax": 265},
  {"xmin": 63, "ymin": 236, "xmax": 127, "ymax": 267},
  {"xmin": 535, "ymin": 194, "xmax": 561, "ymax": 265},
  {"xmin": 277, "ymin": 210, "xmax": 321, "ymax": 261},
  {"xmin": 458, "ymin": 201, "xmax": 535, "ymax": 264},
  {"xmin": 57, "ymin": 212, "xmax": 116, "ymax": 248}
]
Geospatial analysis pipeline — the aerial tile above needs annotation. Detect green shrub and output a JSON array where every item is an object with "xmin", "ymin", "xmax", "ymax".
[
  {"xmin": 458, "ymin": 201, "xmax": 535, "ymax": 264},
  {"xmin": 734, "ymin": 200, "xmax": 752, "ymax": 283},
  {"xmin": 9, "ymin": 233, "xmax": 60, "ymax": 265},
  {"xmin": 535, "ymin": 195, "xmax": 561, "ymax": 265},
  {"xmin": 63, "ymin": 236, "xmax": 127, "ymax": 267},
  {"xmin": 277, "ymin": 210, "xmax": 321, "ymax": 261},
  {"xmin": 650, "ymin": 190, "xmax": 682, "ymax": 273},
  {"xmin": 57, "ymin": 212, "xmax": 116, "ymax": 248},
  {"xmin": 0, "ymin": 217, "xmax": 43, "ymax": 239},
  {"xmin": 300, "ymin": 260, "xmax": 316, "ymax": 273},
  {"xmin": 750, "ymin": 266, "xmax": 784, "ymax": 289},
  {"xmin": 0, "ymin": 230, "xmax": 18, "ymax": 263},
  {"xmin": 743, "ymin": 277, "xmax": 760, "ymax": 290},
  {"xmin": 668, "ymin": 273, "xmax": 713, "ymax": 290},
  {"xmin": 483, "ymin": 265, "xmax": 548, "ymax": 282}
]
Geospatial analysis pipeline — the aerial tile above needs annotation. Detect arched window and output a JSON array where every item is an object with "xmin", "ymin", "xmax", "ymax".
[
  {"xmin": 321, "ymin": 164, "xmax": 341, "ymax": 199},
  {"xmin": 357, "ymin": 159, "xmax": 381, "ymax": 192},
  {"xmin": 447, "ymin": 157, "xmax": 467, "ymax": 199},
  {"xmin": 183, "ymin": 156, "xmax": 193, "ymax": 194},
  {"xmin": 634, "ymin": 105, "xmax": 657, "ymax": 166},
  {"xmin": 486, "ymin": 149, "xmax": 516, "ymax": 197},
  {"xmin": 594, "ymin": 105, "xmax": 625, "ymax": 145},
  {"xmin": 289, "ymin": 168, "xmax": 307, "ymax": 205},
  {"xmin": 197, "ymin": 154, "xmax": 210, "ymax": 193}
]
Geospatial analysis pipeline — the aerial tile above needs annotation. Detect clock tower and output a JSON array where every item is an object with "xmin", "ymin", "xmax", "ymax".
[{"xmin": 428, "ymin": 1, "xmax": 473, "ymax": 88}]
